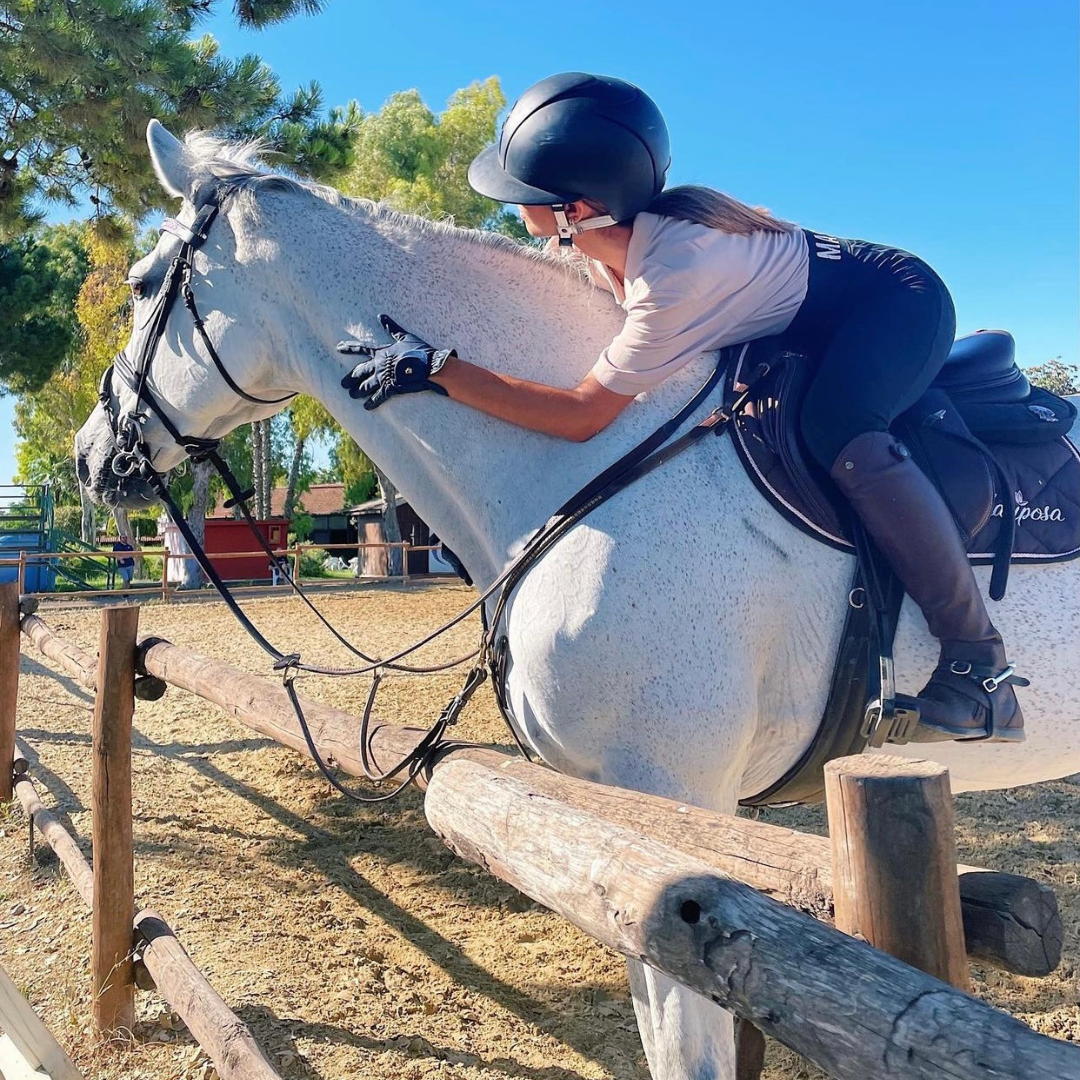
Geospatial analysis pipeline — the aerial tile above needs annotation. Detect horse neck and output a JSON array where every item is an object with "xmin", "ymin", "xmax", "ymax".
[{"xmin": 255, "ymin": 193, "xmax": 712, "ymax": 586}]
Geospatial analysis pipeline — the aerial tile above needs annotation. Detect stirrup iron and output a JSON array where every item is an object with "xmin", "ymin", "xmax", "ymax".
[{"xmin": 861, "ymin": 653, "xmax": 920, "ymax": 747}]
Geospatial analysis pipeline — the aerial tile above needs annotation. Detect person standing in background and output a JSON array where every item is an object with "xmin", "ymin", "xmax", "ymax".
[{"xmin": 113, "ymin": 533, "xmax": 135, "ymax": 589}]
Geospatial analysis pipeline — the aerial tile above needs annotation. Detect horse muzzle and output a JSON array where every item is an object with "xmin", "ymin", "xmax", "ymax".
[{"xmin": 74, "ymin": 402, "xmax": 160, "ymax": 508}]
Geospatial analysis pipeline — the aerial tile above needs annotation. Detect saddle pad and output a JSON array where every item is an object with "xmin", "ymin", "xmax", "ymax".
[
  {"xmin": 728, "ymin": 345, "xmax": 1080, "ymax": 566},
  {"xmin": 969, "ymin": 437, "xmax": 1080, "ymax": 562}
]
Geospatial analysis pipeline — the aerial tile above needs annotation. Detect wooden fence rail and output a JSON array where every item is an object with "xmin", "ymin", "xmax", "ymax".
[
  {"xmin": 4, "ymin": 598, "xmax": 282, "ymax": 1080},
  {"xmin": 0, "ymin": 540, "xmax": 451, "ymax": 599},
  {"xmin": 426, "ymin": 757, "xmax": 1078, "ymax": 1080},
  {"xmin": 11, "ymin": 608, "xmax": 1079, "ymax": 1080},
  {"xmin": 16, "ymin": 611, "xmax": 1063, "ymax": 977}
]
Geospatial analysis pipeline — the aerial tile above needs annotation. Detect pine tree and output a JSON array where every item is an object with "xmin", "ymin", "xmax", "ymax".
[
  {"xmin": 0, "ymin": 1, "xmax": 348, "ymax": 238},
  {"xmin": 0, "ymin": 223, "xmax": 88, "ymax": 390}
]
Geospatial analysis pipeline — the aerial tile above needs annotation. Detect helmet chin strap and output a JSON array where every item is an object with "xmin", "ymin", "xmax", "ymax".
[{"xmin": 552, "ymin": 204, "xmax": 618, "ymax": 247}]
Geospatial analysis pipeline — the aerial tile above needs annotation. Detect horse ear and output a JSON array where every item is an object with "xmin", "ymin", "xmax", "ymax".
[{"xmin": 147, "ymin": 119, "xmax": 192, "ymax": 201}]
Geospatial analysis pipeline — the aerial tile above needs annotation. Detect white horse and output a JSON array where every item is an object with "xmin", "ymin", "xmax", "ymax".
[{"xmin": 75, "ymin": 122, "xmax": 1080, "ymax": 1080}]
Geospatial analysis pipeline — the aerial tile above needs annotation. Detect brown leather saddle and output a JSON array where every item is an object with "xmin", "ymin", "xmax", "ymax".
[{"xmin": 737, "ymin": 330, "xmax": 1079, "ymax": 807}]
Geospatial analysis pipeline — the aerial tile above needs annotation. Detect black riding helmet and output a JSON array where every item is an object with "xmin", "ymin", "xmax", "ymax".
[{"xmin": 468, "ymin": 72, "xmax": 671, "ymax": 231}]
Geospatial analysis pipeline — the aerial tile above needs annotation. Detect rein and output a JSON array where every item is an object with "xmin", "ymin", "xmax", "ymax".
[{"xmin": 104, "ymin": 188, "xmax": 763, "ymax": 799}]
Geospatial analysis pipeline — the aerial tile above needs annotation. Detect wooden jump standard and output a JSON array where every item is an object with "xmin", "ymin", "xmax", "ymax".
[{"xmin": 14, "ymin": 611, "xmax": 1078, "ymax": 1080}]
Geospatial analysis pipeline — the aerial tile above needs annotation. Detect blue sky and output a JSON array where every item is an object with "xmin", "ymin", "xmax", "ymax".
[{"xmin": 2, "ymin": 0, "xmax": 1077, "ymax": 484}]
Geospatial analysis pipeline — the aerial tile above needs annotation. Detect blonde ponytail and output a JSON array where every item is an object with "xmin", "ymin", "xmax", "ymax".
[{"xmin": 645, "ymin": 184, "xmax": 794, "ymax": 234}]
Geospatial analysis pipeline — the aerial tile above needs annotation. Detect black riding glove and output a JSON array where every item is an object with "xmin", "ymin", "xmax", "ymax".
[{"xmin": 338, "ymin": 314, "xmax": 455, "ymax": 411}]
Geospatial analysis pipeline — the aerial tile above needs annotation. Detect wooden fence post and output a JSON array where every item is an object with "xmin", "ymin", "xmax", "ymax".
[
  {"xmin": 0, "ymin": 583, "xmax": 19, "ymax": 803},
  {"xmin": 825, "ymin": 754, "xmax": 969, "ymax": 989},
  {"xmin": 17, "ymin": 551, "xmax": 26, "ymax": 595},
  {"xmin": 293, "ymin": 545, "xmax": 302, "ymax": 584},
  {"xmin": 160, "ymin": 549, "xmax": 169, "ymax": 603},
  {"xmin": 92, "ymin": 606, "xmax": 140, "ymax": 1035},
  {"xmin": 402, "ymin": 543, "xmax": 410, "ymax": 584}
]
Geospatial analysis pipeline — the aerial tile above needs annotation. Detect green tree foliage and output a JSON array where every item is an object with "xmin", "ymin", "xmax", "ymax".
[
  {"xmin": 282, "ymin": 393, "xmax": 336, "ymax": 518},
  {"xmin": 331, "ymin": 436, "xmax": 378, "ymax": 507},
  {"xmin": 0, "ymin": 0, "xmax": 351, "ymax": 237},
  {"xmin": 0, "ymin": 223, "xmax": 89, "ymax": 390},
  {"xmin": 14, "ymin": 221, "xmax": 133, "ymax": 500},
  {"xmin": 1026, "ymin": 359, "xmax": 1079, "ymax": 396},
  {"xmin": 342, "ymin": 79, "xmax": 527, "ymax": 238},
  {"xmin": 232, "ymin": 1, "xmax": 327, "ymax": 27}
]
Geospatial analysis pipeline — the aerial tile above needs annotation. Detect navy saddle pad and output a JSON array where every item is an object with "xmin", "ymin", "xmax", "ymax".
[{"xmin": 728, "ymin": 329, "xmax": 1080, "ymax": 568}]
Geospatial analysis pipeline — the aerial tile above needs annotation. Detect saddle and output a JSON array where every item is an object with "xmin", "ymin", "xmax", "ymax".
[
  {"xmin": 737, "ymin": 330, "xmax": 1080, "ymax": 807},
  {"xmin": 730, "ymin": 329, "xmax": 1080, "ymax": 574}
]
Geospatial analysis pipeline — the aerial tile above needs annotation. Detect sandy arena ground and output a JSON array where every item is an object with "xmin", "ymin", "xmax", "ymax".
[{"xmin": 1, "ymin": 581, "xmax": 1077, "ymax": 1079}]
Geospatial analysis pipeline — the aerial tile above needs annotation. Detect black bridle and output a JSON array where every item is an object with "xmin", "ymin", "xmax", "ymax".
[
  {"xmin": 99, "ymin": 193, "xmax": 296, "ymax": 484},
  {"xmin": 99, "ymin": 186, "xmax": 759, "ymax": 801}
]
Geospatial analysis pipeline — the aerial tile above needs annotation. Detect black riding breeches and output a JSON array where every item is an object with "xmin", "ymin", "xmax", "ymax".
[{"xmin": 784, "ymin": 231, "xmax": 958, "ymax": 469}]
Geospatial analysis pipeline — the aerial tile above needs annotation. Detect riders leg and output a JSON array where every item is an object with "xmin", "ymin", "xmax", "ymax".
[{"xmin": 799, "ymin": 259, "xmax": 1025, "ymax": 742}]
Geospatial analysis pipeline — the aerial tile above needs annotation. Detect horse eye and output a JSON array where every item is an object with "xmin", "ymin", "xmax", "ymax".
[{"xmin": 127, "ymin": 278, "xmax": 145, "ymax": 299}]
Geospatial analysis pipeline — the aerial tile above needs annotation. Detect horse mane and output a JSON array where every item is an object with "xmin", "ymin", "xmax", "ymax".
[{"xmin": 180, "ymin": 132, "xmax": 567, "ymax": 269}]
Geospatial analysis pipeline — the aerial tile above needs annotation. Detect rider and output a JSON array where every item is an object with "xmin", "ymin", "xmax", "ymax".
[{"xmin": 341, "ymin": 71, "xmax": 1026, "ymax": 744}]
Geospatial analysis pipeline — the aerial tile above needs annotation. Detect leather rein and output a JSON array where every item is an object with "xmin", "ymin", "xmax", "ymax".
[{"xmin": 99, "ymin": 187, "xmax": 763, "ymax": 799}]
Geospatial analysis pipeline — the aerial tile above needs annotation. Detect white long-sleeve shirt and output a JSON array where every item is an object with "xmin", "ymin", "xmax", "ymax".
[{"xmin": 587, "ymin": 213, "xmax": 810, "ymax": 396}]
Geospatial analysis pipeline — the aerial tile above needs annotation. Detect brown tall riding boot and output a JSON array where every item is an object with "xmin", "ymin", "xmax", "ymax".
[{"xmin": 830, "ymin": 431, "xmax": 1026, "ymax": 742}]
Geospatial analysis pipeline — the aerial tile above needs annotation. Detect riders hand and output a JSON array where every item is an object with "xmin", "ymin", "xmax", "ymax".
[{"xmin": 338, "ymin": 315, "xmax": 455, "ymax": 411}]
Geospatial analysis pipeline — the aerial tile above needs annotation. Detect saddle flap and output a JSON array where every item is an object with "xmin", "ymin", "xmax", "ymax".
[{"xmin": 893, "ymin": 390, "xmax": 995, "ymax": 544}]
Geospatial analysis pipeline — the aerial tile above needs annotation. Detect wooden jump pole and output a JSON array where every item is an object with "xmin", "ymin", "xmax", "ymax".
[
  {"xmin": 424, "ymin": 757, "xmax": 1079, "ymax": 1080},
  {"xmin": 13, "ymin": 745, "xmax": 94, "ymax": 908},
  {"xmin": 0, "ymin": 581, "xmax": 20, "ymax": 802},
  {"xmin": 134, "ymin": 911, "xmax": 282, "ymax": 1080},
  {"xmin": 825, "ymin": 755, "xmax": 969, "ymax": 989},
  {"xmin": 91, "ymin": 605, "xmax": 139, "ymax": 1035}
]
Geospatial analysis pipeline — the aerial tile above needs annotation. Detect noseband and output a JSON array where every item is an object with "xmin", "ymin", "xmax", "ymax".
[{"xmin": 99, "ymin": 190, "xmax": 295, "ymax": 484}]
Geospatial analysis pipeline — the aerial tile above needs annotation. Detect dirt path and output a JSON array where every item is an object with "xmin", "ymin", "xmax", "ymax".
[{"xmin": 1, "ymin": 583, "xmax": 1076, "ymax": 1079}]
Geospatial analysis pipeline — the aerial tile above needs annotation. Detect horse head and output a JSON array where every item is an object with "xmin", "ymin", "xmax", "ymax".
[{"xmin": 76, "ymin": 121, "xmax": 343, "ymax": 508}]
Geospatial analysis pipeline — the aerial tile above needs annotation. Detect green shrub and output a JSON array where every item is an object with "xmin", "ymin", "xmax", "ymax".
[
  {"xmin": 140, "ymin": 554, "xmax": 163, "ymax": 582},
  {"xmin": 290, "ymin": 512, "xmax": 313, "ymax": 543},
  {"xmin": 128, "ymin": 512, "xmax": 161, "ymax": 539},
  {"xmin": 299, "ymin": 547, "xmax": 329, "ymax": 578}
]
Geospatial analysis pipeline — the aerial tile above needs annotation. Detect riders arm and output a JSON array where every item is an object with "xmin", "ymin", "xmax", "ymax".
[{"xmin": 432, "ymin": 356, "xmax": 634, "ymax": 441}]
